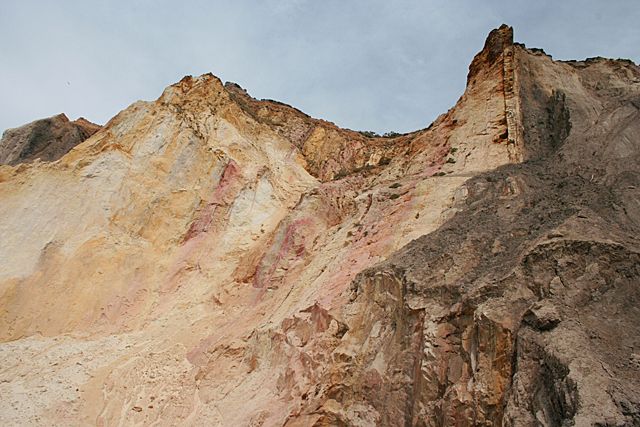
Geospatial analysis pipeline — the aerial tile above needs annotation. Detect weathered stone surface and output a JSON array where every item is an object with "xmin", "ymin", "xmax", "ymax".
[
  {"xmin": 0, "ymin": 26, "xmax": 639, "ymax": 426},
  {"xmin": 0, "ymin": 113, "xmax": 100, "ymax": 165},
  {"xmin": 523, "ymin": 302, "xmax": 561, "ymax": 331}
]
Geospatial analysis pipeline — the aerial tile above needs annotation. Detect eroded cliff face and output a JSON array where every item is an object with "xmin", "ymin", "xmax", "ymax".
[
  {"xmin": 0, "ymin": 26, "xmax": 639, "ymax": 426},
  {"xmin": 0, "ymin": 114, "xmax": 100, "ymax": 166}
]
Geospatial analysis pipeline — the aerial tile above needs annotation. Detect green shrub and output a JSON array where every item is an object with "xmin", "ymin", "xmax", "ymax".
[
  {"xmin": 358, "ymin": 130, "xmax": 380, "ymax": 138},
  {"xmin": 383, "ymin": 131, "xmax": 402, "ymax": 138}
]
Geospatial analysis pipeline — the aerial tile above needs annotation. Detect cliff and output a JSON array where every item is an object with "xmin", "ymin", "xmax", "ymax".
[
  {"xmin": 0, "ymin": 114, "xmax": 100, "ymax": 165},
  {"xmin": 0, "ymin": 26, "xmax": 638, "ymax": 426}
]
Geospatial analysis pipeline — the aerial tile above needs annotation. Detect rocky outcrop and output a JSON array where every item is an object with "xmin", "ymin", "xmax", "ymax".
[
  {"xmin": 0, "ymin": 26, "xmax": 639, "ymax": 426},
  {"xmin": 293, "ymin": 35, "xmax": 640, "ymax": 426},
  {"xmin": 0, "ymin": 113, "xmax": 100, "ymax": 165},
  {"xmin": 224, "ymin": 81, "xmax": 412, "ymax": 182}
]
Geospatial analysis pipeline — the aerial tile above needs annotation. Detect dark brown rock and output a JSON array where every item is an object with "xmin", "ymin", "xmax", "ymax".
[
  {"xmin": 0, "ymin": 113, "xmax": 100, "ymax": 165},
  {"xmin": 523, "ymin": 302, "xmax": 561, "ymax": 331},
  {"xmin": 295, "ymin": 28, "xmax": 640, "ymax": 426}
]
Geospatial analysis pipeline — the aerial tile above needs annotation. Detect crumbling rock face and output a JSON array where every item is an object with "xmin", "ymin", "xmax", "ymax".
[
  {"xmin": 225, "ymin": 81, "xmax": 410, "ymax": 182},
  {"xmin": 0, "ymin": 26, "xmax": 639, "ymax": 426},
  {"xmin": 0, "ymin": 113, "xmax": 100, "ymax": 165},
  {"xmin": 291, "ymin": 36, "xmax": 640, "ymax": 425}
]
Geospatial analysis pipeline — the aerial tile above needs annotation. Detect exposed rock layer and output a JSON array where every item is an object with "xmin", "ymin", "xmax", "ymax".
[
  {"xmin": 0, "ymin": 26, "xmax": 639, "ymax": 426},
  {"xmin": 0, "ymin": 114, "xmax": 100, "ymax": 165}
]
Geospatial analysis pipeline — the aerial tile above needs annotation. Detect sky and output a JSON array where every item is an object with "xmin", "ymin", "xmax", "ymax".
[{"xmin": 1, "ymin": 1, "xmax": 639, "ymax": 135}]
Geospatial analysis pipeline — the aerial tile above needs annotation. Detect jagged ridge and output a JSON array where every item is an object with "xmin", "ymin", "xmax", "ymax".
[{"xmin": 0, "ymin": 113, "xmax": 100, "ymax": 166}]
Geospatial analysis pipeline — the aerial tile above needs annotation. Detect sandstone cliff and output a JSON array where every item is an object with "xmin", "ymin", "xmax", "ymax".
[{"xmin": 0, "ymin": 26, "xmax": 638, "ymax": 426}]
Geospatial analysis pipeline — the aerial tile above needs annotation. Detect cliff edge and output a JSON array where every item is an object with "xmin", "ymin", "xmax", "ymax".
[{"xmin": 0, "ymin": 26, "xmax": 638, "ymax": 426}]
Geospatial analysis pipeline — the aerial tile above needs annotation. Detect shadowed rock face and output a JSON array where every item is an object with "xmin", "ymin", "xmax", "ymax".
[
  {"xmin": 0, "ymin": 26, "xmax": 639, "ymax": 426},
  {"xmin": 285, "ymin": 32, "xmax": 640, "ymax": 426},
  {"xmin": 0, "ymin": 114, "xmax": 100, "ymax": 165}
]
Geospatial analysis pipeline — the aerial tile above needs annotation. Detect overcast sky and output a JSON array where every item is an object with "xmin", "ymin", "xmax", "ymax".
[{"xmin": 1, "ymin": 1, "xmax": 639, "ymax": 135}]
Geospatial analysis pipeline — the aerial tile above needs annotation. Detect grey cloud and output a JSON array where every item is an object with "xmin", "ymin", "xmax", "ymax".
[{"xmin": 1, "ymin": 0, "xmax": 638, "ymax": 135}]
